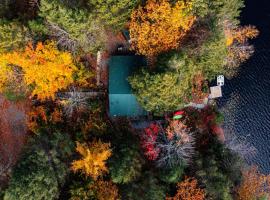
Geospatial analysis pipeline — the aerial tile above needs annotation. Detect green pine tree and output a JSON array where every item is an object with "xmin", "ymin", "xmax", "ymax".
[
  {"xmin": 4, "ymin": 130, "xmax": 74, "ymax": 200},
  {"xmin": 0, "ymin": 19, "xmax": 30, "ymax": 53},
  {"xmin": 87, "ymin": 0, "xmax": 139, "ymax": 31},
  {"xmin": 39, "ymin": 0, "xmax": 106, "ymax": 53}
]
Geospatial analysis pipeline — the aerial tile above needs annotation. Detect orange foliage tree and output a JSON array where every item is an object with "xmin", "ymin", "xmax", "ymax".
[
  {"xmin": 236, "ymin": 166, "xmax": 270, "ymax": 200},
  {"xmin": 90, "ymin": 180, "xmax": 119, "ymax": 200},
  {"xmin": 166, "ymin": 177, "xmax": 206, "ymax": 200},
  {"xmin": 191, "ymin": 73, "xmax": 209, "ymax": 104},
  {"xmin": 130, "ymin": 0, "xmax": 196, "ymax": 56},
  {"xmin": 27, "ymin": 105, "xmax": 63, "ymax": 133},
  {"xmin": 225, "ymin": 24, "xmax": 259, "ymax": 46},
  {"xmin": 166, "ymin": 177, "xmax": 205, "ymax": 200},
  {"xmin": 224, "ymin": 21, "xmax": 259, "ymax": 72},
  {"xmin": 0, "ymin": 42, "xmax": 77, "ymax": 100},
  {"xmin": 71, "ymin": 140, "xmax": 112, "ymax": 180}
]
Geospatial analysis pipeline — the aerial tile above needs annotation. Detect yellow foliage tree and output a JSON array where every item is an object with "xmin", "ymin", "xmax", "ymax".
[
  {"xmin": 71, "ymin": 140, "xmax": 112, "ymax": 180},
  {"xmin": 130, "ymin": 0, "xmax": 196, "ymax": 56},
  {"xmin": 90, "ymin": 180, "xmax": 119, "ymax": 200},
  {"xmin": 0, "ymin": 42, "xmax": 77, "ymax": 100},
  {"xmin": 237, "ymin": 166, "xmax": 270, "ymax": 200}
]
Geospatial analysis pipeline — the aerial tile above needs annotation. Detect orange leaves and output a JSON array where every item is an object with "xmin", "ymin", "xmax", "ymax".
[
  {"xmin": 130, "ymin": 0, "xmax": 196, "ymax": 56},
  {"xmin": 27, "ymin": 105, "xmax": 63, "ymax": 133},
  {"xmin": 90, "ymin": 180, "xmax": 119, "ymax": 200},
  {"xmin": 0, "ymin": 41, "xmax": 77, "ymax": 100},
  {"xmin": 236, "ymin": 166, "xmax": 270, "ymax": 200},
  {"xmin": 226, "ymin": 25, "xmax": 259, "ymax": 46},
  {"xmin": 167, "ymin": 177, "xmax": 206, "ymax": 200},
  {"xmin": 71, "ymin": 140, "xmax": 112, "ymax": 180},
  {"xmin": 191, "ymin": 73, "xmax": 209, "ymax": 104}
]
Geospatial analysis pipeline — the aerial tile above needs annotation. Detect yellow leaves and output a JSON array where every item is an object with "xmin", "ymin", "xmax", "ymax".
[
  {"xmin": 130, "ymin": 0, "xmax": 196, "ymax": 56},
  {"xmin": 71, "ymin": 140, "xmax": 112, "ymax": 180},
  {"xmin": 74, "ymin": 64, "xmax": 94, "ymax": 88},
  {"xmin": 0, "ymin": 41, "xmax": 77, "ymax": 100}
]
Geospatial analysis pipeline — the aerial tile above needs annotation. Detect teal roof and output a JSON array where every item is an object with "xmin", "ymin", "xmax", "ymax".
[{"xmin": 109, "ymin": 56, "xmax": 147, "ymax": 117}]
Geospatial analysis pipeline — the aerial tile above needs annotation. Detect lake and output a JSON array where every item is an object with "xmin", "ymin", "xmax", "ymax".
[{"xmin": 218, "ymin": 0, "xmax": 270, "ymax": 173}]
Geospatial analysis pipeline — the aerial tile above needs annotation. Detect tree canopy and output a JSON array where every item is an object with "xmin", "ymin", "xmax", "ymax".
[
  {"xmin": 3, "ymin": 131, "xmax": 74, "ymax": 200},
  {"xmin": 0, "ymin": 41, "xmax": 77, "ymax": 100},
  {"xmin": 130, "ymin": 0, "xmax": 196, "ymax": 56},
  {"xmin": 71, "ymin": 140, "xmax": 112, "ymax": 180},
  {"xmin": 39, "ymin": 0, "xmax": 106, "ymax": 53},
  {"xmin": 87, "ymin": 0, "xmax": 139, "ymax": 31},
  {"xmin": 128, "ymin": 69, "xmax": 188, "ymax": 115}
]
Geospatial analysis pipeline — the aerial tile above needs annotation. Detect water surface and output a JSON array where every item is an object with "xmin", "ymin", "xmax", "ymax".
[{"xmin": 218, "ymin": 0, "xmax": 270, "ymax": 173}]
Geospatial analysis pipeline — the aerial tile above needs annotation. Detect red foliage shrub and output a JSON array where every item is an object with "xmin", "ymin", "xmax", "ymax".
[{"xmin": 140, "ymin": 123, "xmax": 161, "ymax": 160}]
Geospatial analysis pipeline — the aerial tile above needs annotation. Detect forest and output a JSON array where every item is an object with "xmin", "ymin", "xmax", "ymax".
[{"xmin": 0, "ymin": 0, "xmax": 268, "ymax": 200}]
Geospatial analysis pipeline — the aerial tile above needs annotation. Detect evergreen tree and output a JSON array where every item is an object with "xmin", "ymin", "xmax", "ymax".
[
  {"xmin": 87, "ymin": 0, "xmax": 139, "ymax": 31},
  {"xmin": 0, "ymin": 0, "xmax": 15, "ymax": 18},
  {"xmin": 191, "ymin": 0, "xmax": 244, "ymax": 25},
  {"xmin": 3, "ymin": 130, "xmax": 74, "ymax": 200},
  {"xmin": 121, "ymin": 171, "xmax": 166, "ymax": 200},
  {"xmin": 0, "ymin": 19, "xmax": 30, "ymax": 53},
  {"xmin": 128, "ymin": 69, "xmax": 188, "ymax": 115},
  {"xmin": 69, "ymin": 178, "xmax": 94, "ymax": 200},
  {"xmin": 158, "ymin": 163, "xmax": 185, "ymax": 183},
  {"xmin": 108, "ymin": 121, "xmax": 143, "ymax": 184},
  {"xmin": 195, "ymin": 156, "xmax": 233, "ymax": 200},
  {"xmin": 39, "ymin": 0, "xmax": 106, "ymax": 53}
]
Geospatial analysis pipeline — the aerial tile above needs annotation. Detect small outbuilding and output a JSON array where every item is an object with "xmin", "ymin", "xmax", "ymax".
[
  {"xmin": 109, "ymin": 56, "xmax": 147, "ymax": 117},
  {"xmin": 209, "ymin": 86, "xmax": 222, "ymax": 99}
]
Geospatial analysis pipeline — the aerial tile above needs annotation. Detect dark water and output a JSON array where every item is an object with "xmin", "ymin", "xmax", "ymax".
[{"xmin": 218, "ymin": 0, "xmax": 270, "ymax": 173}]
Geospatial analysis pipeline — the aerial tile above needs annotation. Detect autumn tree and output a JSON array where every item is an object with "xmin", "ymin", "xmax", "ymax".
[
  {"xmin": 69, "ymin": 178, "xmax": 119, "ymax": 200},
  {"xmin": 224, "ymin": 21, "xmax": 259, "ymax": 74},
  {"xmin": 236, "ymin": 166, "xmax": 270, "ymax": 200},
  {"xmin": 27, "ymin": 105, "xmax": 63, "ymax": 133},
  {"xmin": 90, "ymin": 180, "xmax": 119, "ymax": 200},
  {"xmin": 140, "ymin": 123, "xmax": 161, "ymax": 160},
  {"xmin": 191, "ymin": 73, "xmax": 209, "ymax": 104},
  {"xmin": 130, "ymin": 0, "xmax": 196, "ymax": 56},
  {"xmin": 156, "ymin": 121, "xmax": 195, "ymax": 168},
  {"xmin": 0, "ymin": 42, "xmax": 77, "ymax": 100},
  {"xmin": 166, "ymin": 177, "xmax": 206, "ymax": 200},
  {"xmin": 225, "ymin": 25, "xmax": 258, "ymax": 46},
  {"xmin": 71, "ymin": 140, "xmax": 112, "ymax": 180}
]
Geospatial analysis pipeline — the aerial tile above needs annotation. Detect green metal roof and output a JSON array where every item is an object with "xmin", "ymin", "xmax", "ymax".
[{"xmin": 109, "ymin": 56, "xmax": 147, "ymax": 117}]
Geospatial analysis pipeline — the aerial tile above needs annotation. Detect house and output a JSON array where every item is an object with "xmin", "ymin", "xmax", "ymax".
[{"xmin": 109, "ymin": 55, "xmax": 147, "ymax": 117}]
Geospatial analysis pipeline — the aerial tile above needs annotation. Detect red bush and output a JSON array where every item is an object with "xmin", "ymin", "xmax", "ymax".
[{"xmin": 140, "ymin": 123, "xmax": 161, "ymax": 160}]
